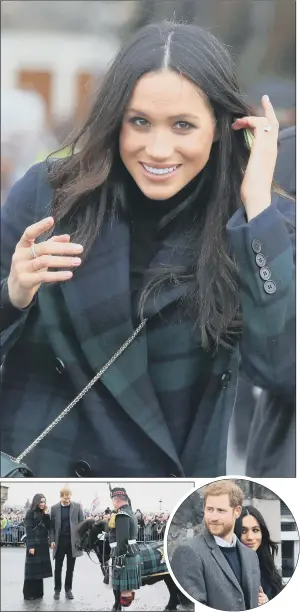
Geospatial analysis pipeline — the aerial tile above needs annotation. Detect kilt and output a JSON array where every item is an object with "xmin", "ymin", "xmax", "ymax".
[
  {"xmin": 112, "ymin": 554, "xmax": 142, "ymax": 591},
  {"xmin": 139, "ymin": 542, "xmax": 168, "ymax": 577}
]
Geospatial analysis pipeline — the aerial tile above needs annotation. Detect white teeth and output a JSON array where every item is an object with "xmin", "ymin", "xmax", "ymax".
[{"xmin": 143, "ymin": 164, "xmax": 178, "ymax": 175}]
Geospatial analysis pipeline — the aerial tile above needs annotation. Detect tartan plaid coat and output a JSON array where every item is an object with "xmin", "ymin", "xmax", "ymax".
[
  {"xmin": 0, "ymin": 163, "xmax": 295, "ymax": 478},
  {"xmin": 24, "ymin": 510, "xmax": 52, "ymax": 580}
]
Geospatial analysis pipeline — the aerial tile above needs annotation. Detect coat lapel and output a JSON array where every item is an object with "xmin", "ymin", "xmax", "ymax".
[
  {"xmin": 205, "ymin": 531, "xmax": 244, "ymax": 594},
  {"xmin": 39, "ymin": 214, "xmax": 181, "ymax": 470},
  {"xmin": 237, "ymin": 539, "xmax": 256, "ymax": 604},
  {"xmin": 55, "ymin": 503, "xmax": 61, "ymax": 535}
]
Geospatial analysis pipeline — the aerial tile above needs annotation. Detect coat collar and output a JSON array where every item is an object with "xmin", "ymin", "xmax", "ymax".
[
  {"xmin": 203, "ymin": 527, "xmax": 257, "ymax": 597},
  {"xmin": 203, "ymin": 529, "xmax": 244, "ymax": 593}
]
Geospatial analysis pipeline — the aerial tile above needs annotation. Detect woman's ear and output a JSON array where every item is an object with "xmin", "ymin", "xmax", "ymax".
[{"xmin": 213, "ymin": 121, "xmax": 220, "ymax": 142}]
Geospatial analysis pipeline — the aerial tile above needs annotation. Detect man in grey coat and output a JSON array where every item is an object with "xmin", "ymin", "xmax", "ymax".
[
  {"xmin": 50, "ymin": 486, "xmax": 84, "ymax": 601},
  {"xmin": 170, "ymin": 481, "xmax": 262, "ymax": 611}
]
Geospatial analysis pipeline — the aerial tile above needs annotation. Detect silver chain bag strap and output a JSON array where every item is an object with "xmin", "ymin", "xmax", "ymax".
[{"xmin": 1, "ymin": 318, "xmax": 147, "ymax": 476}]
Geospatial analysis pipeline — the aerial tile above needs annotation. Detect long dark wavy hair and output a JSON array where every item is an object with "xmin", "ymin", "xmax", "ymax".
[
  {"xmin": 27, "ymin": 493, "xmax": 46, "ymax": 518},
  {"xmin": 47, "ymin": 20, "xmax": 282, "ymax": 349},
  {"xmin": 235, "ymin": 505, "xmax": 284, "ymax": 596}
]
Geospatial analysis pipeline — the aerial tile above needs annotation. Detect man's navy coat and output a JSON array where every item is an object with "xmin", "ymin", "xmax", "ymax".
[{"xmin": 0, "ymin": 163, "xmax": 295, "ymax": 477}]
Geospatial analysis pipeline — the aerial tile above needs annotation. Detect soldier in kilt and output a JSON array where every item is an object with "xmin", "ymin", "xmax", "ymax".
[{"xmin": 109, "ymin": 487, "xmax": 142, "ymax": 608}]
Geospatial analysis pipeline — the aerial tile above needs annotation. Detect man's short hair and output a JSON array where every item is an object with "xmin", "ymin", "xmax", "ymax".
[
  {"xmin": 60, "ymin": 486, "xmax": 72, "ymax": 497},
  {"xmin": 203, "ymin": 480, "xmax": 244, "ymax": 508}
]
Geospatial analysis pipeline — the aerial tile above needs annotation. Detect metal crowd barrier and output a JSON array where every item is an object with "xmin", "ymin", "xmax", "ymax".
[
  {"xmin": 137, "ymin": 525, "xmax": 166, "ymax": 543},
  {"xmin": 0, "ymin": 525, "xmax": 26, "ymax": 545}
]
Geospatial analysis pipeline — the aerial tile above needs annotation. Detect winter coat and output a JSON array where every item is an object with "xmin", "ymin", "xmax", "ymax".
[
  {"xmin": 0, "ymin": 162, "xmax": 295, "ymax": 477},
  {"xmin": 24, "ymin": 509, "xmax": 52, "ymax": 580}
]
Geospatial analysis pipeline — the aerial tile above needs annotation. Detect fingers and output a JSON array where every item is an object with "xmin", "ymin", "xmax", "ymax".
[
  {"xmin": 232, "ymin": 96, "xmax": 279, "ymax": 132},
  {"xmin": 49, "ymin": 234, "xmax": 71, "ymax": 243},
  {"xmin": 26, "ymin": 255, "xmax": 82, "ymax": 272},
  {"xmin": 261, "ymin": 94, "xmax": 278, "ymax": 125},
  {"xmin": 21, "ymin": 270, "xmax": 74, "ymax": 286},
  {"xmin": 18, "ymin": 217, "xmax": 54, "ymax": 247},
  {"xmin": 20, "ymin": 238, "xmax": 83, "ymax": 261}
]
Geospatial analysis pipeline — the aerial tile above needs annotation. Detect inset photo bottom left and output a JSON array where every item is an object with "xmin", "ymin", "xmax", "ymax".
[{"xmin": 0, "ymin": 480, "xmax": 194, "ymax": 611}]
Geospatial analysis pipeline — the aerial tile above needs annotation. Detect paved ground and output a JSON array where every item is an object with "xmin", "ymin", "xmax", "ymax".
[{"xmin": 1, "ymin": 546, "xmax": 184, "ymax": 611}]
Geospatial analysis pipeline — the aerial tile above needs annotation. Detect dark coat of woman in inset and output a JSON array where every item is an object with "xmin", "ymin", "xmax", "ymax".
[{"xmin": 23, "ymin": 493, "xmax": 52, "ymax": 600}]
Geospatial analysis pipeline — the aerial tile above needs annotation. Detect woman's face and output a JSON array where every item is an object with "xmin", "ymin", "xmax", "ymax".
[
  {"xmin": 120, "ymin": 69, "xmax": 216, "ymax": 200},
  {"xmin": 38, "ymin": 497, "xmax": 46, "ymax": 510},
  {"xmin": 241, "ymin": 515, "xmax": 263, "ymax": 551}
]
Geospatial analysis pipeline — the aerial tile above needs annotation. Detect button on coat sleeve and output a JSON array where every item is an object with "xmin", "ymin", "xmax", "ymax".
[
  {"xmin": 226, "ymin": 194, "xmax": 295, "ymax": 398},
  {"xmin": 170, "ymin": 544, "xmax": 207, "ymax": 604}
]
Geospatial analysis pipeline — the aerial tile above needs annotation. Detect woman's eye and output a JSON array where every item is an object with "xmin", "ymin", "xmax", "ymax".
[
  {"xmin": 175, "ymin": 121, "xmax": 194, "ymax": 129},
  {"xmin": 129, "ymin": 117, "xmax": 149, "ymax": 127}
]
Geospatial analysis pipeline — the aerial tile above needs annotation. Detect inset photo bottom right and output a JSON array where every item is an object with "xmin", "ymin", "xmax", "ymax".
[{"xmin": 165, "ymin": 479, "xmax": 299, "ymax": 610}]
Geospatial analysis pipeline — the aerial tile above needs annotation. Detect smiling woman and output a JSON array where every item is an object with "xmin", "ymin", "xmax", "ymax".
[
  {"xmin": 0, "ymin": 20, "xmax": 295, "ymax": 479},
  {"xmin": 120, "ymin": 72, "xmax": 216, "ymax": 199}
]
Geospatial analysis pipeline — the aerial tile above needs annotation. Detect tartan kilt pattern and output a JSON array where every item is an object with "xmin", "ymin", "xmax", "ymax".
[
  {"xmin": 112, "ymin": 554, "xmax": 142, "ymax": 591},
  {"xmin": 139, "ymin": 542, "xmax": 168, "ymax": 577}
]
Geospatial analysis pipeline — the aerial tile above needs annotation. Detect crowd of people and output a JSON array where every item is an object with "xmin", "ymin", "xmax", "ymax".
[
  {"xmin": 84, "ymin": 508, "xmax": 169, "ymax": 542},
  {"xmin": 1, "ymin": 505, "xmax": 169, "ymax": 546}
]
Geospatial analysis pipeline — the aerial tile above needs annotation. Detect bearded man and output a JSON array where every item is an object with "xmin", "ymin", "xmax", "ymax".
[{"xmin": 170, "ymin": 480, "xmax": 261, "ymax": 611}]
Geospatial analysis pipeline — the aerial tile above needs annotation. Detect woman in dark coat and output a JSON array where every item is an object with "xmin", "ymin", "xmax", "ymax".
[
  {"xmin": 0, "ymin": 21, "xmax": 295, "ymax": 479},
  {"xmin": 23, "ymin": 493, "xmax": 52, "ymax": 600},
  {"xmin": 235, "ymin": 506, "xmax": 284, "ymax": 604}
]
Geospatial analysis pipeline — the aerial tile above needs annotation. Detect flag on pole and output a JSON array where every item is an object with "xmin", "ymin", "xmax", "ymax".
[{"xmin": 90, "ymin": 496, "xmax": 101, "ymax": 515}]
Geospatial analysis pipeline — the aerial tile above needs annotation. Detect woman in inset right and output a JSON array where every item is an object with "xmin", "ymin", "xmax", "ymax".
[{"xmin": 235, "ymin": 505, "xmax": 284, "ymax": 605}]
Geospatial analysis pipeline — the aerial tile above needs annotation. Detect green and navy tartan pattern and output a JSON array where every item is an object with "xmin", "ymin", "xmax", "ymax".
[
  {"xmin": 112, "ymin": 554, "xmax": 142, "ymax": 591},
  {"xmin": 139, "ymin": 542, "xmax": 168, "ymax": 576},
  {"xmin": 0, "ymin": 162, "xmax": 295, "ymax": 478}
]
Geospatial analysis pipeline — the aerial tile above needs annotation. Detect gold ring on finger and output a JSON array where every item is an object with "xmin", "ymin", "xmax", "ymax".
[{"xmin": 30, "ymin": 244, "xmax": 38, "ymax": 259}]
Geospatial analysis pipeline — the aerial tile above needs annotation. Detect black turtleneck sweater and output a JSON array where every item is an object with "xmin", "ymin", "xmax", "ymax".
[
  {"xmin": 127, "ymin": 173, "xmax": 199, "ymax": 318},
  {"xmin": 125, "ymin": 173, "xmax": 213, "ymax": 456}
]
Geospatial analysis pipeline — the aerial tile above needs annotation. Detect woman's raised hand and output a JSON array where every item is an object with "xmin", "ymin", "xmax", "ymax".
[
  {"xmin": 232, "ymin": 95, "xmax": 279, "ymax": 221},
  {"xmin": 7, "ymin": 217, "xmax": 83, "ymax": 309}
]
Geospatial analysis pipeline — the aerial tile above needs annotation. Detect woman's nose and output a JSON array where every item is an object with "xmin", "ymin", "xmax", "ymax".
[{"xmin": 145, "ymin": 133, "xmax": 174, "ymax": 160}]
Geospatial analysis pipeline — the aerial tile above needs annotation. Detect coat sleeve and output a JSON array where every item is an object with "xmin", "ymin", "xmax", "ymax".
[
  {"xmin": 43, "ymin": 513, "xmax": 51, "ymax": 532},
  {"xmin": 115, "ymin": 513, "xmax": 130, "ymax": 556},
  {"xmin": 25, "ymin": 512, "xmax": 37, "ymax": 549},
  {"xmin": 171, "ymin": 544, "xmax": 207, "ymax": 604},
  {"xmin": 0, "ymin": 163, "xmax": 47, "ymax": 358},
  {"xmin": 49, "ymin": 506, "xmax": 56, "ymax": 543},
  {"xmin": 78, "ymin": 504, "xmax": 84, "ymax": 523},
  {"xmin": 226, "ymin": 194, "xmax": 295, "ymax": 399}
]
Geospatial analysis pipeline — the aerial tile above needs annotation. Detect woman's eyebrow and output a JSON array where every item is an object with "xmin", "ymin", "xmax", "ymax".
[{"xmin": 125, "ymin": 108, "xmax": 200, "ymax": 120}]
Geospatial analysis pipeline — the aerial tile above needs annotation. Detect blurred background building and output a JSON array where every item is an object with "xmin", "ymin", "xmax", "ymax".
[
  {"xmin": 167, "ymin": 481, "xmax": 299, "ymax": 584},
  {"xmin": 1, "ymin": 0, "xmax": 296, "ymax": 203}
]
